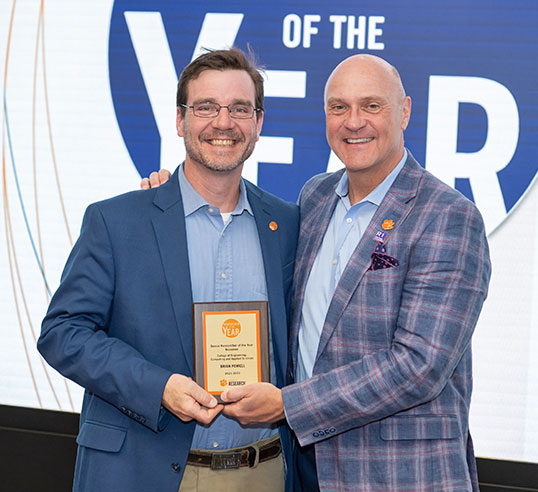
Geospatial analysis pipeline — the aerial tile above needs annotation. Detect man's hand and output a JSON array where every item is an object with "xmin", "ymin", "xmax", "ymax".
[
  {"xmin": 221, "ymin": 383, "xmax": 285, "ymax": 425},
  {"xmin": 140, "ymin": 169, "xmax": 172, "ymax": 190},
  {"xmin": 162, "ymin": 374, "xmax": 223, "ymax": 425}
]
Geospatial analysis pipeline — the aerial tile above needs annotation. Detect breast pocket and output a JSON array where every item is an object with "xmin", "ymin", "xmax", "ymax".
[{"xmin": 359, "ymin": 263, "xmax": 405, "ymax": 310}]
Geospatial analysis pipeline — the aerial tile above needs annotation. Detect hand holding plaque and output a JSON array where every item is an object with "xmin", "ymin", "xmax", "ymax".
[{"xmin": 193, "ymin": 301, "xmax": 270, "ymax": 403}]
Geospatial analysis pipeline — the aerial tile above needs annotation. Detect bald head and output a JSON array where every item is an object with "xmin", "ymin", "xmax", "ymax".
[
  {"xmin": 323, "ymin": 54, "xmax": 411, "ymax": 202},
  {"xmin": 324, "ymin": 54, "xmax": 406, "ymax": 104}
]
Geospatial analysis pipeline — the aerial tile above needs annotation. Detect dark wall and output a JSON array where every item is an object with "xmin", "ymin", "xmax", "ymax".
[
  {"xmin": 1, "ymin": 404, "xmax": 537, "ymax": 492},
  {"xmin": 477, "ymin": 459, "xmax": 538, "ymax": 492},
  {"xmin": 0, "ymin": 405, "xmax": 78, "ymax": 492}
]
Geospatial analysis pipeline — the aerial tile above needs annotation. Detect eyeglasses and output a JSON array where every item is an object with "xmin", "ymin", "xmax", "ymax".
[{"xmin": 180, "ymin": 102, "xmax": 263, "ymax": 119}]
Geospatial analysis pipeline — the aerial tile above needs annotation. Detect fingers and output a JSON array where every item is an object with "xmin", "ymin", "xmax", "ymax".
[
  {"xmin": 149, "ymin": 169, "xmax": 172, "ymax": 188},
  {"xmin": 221, "ymin": 401, "xmax": 239, "ymax": 418},
  {"xmin": 162, "ymin": 374, "xmax": 222, "ymax": 424},
  {"xmin": 186, "ymin": 379, "xmax": 218, "ymax": 409},
  {"xmin": 140, "ymin": 169, "xmax": 172, "ymax": 190},
  {"xmin": 158, "ymin": 168, "xmax": 171, "ymax": 183},
  {"xmin": 220, "ymin": 386, "xmax": 246, "ymax": 403},
  {"xmin": 221, "ymin": 383, "xmax": 285, "ymax": 425},
  {"xmin": 221, "ymin": 384, "xmax": 254, "ymax": 422},
  {"xmin": 149, "ymin": 171, "xmax": 162, "ymax": 188},
  {"xmin": 179, "ymin": 398, "xmax": 223, "ymax": 425},
  {"xmin": 193, "ymin": 404, "xmax": 224, "ymax": 425},
  {"xmin": 221, "ymin": 401, "xmax": 251, "ymax": 425}
]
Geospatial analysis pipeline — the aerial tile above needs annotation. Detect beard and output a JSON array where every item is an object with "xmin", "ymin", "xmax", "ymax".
[{"xmin": 183, "ymin": 128, "xmax": 257, "ymax": 173}]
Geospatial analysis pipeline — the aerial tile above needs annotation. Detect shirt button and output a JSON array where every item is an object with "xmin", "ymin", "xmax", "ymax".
[
  {"xmin": 221, "ymin": 273, "xmax": 227, "ymax": 279},
  {"xmin": 346, "ymin": 218, "xmax": 352, "ymax": 223},
  {"xmin": 208, "ymin": 208, "xmax": 214, "ymax": 213},
  {"xmin": 212, "ymin": 441, "xmax": 219, "ymax": 448},
  {"xmin": 332, "ymin": 259, "xmax": 337, "ymax": 265}
]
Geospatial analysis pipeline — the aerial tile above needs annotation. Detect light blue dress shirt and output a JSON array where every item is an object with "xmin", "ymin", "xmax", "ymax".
[
  {"xmin": 296, "ymin": 151, "xmax": 408, "ymax": 382},
  {"xmin": 178, "ymin": 166, "xmax": 277, "ymax": 449}
]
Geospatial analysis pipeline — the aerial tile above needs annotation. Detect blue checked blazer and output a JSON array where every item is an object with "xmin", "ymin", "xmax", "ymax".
[
  {"xmin": 282, "ymin": 153, "xmax": 491, "ymax": 492},
  {"xmin": 38, "ymin": 168, "xmax": 299, "ymax": 492}
]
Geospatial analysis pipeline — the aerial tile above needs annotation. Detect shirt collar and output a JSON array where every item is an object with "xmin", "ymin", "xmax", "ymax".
[
  {"xmin": 335, "ymin": 149, "xmax": 408, "ymax": 207},
  {"xmin": 178, "ymin": 163, "xmax": 253, "ymax": 217}
]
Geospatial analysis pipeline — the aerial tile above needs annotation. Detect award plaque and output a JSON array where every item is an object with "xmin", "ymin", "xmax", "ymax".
[{"xmin": 193, "ymin": 301, "xmax": 270, "ymax": 403}]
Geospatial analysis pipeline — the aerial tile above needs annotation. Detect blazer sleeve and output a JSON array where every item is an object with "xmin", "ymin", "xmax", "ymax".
[
  {"xmin": 38, "ymin": 204, "xmax": 172, "ymax": 432},
  {"xmin": 282, "ymin": 198, "xmax": 491, "ymax": 446}
]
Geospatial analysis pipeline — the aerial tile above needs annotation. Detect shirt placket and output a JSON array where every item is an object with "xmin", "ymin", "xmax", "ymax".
[
  {"xmin": 215, "ymin": 219, "xmax": 233, "ymax": 302},
  {"xmin": 331, "ymin": 207, "xmax": 358, "ymax": 292}
]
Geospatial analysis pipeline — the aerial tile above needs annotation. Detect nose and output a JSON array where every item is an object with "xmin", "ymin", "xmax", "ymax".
[
  {"xmin": 212, "ymin": 106, "xmax": 234, "ymax": 129},
  {"xmin": 344, "ymin": 107, "xmax": 366, "ymax": 131}
]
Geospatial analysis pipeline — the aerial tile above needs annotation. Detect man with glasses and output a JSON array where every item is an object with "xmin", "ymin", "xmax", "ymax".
[{"xmin": 38, "ymin": 48, "xmax": 299, "ymax": 492}]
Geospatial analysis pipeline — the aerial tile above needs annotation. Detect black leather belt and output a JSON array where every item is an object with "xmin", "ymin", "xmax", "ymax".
[{"xmin": 187, "ymin": 437, "xmax": 282, "ymax": 470}]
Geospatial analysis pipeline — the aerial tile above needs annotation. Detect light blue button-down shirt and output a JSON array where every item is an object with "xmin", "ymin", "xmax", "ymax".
[
  {"xmin": 296, "ymin": 150, "xmax": 408, "ymax": 382},
  {"xmin": 178, "ymin": 166, "xmax": 277, "ymax": 449}
]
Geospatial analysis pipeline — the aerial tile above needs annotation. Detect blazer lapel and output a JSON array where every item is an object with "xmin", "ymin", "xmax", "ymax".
[
  {"xmin": 151, "ymin": 168, "xmax": 194, "ymax": 374},
  {"xmin": 291, "ymin": 172, "xmax": 342, "ymax": 330},
  {"xmin": 287, "ymin": 172, "xmax": 342, "ymax": 374},
  {"xmin": 314, "ymin": 154, "xmax": 424, "ymax": 364},
  {"xmin": 246, "ymin": 183, "xmax": 288, "ymax": 385}
]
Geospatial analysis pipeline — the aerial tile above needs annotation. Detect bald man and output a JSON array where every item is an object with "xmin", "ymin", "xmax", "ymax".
[{"xmin": 220, "ymin": 55, "xmax": 491, "ymax": 491}]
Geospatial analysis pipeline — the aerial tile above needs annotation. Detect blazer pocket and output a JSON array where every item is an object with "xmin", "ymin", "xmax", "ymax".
[
  {"xmin": 76, "ymin": 420, "xmax": 127, "ymax": 452},
  {"xmin": 379, "ymin": 415, "xmax": 459, "ymax": 441}
]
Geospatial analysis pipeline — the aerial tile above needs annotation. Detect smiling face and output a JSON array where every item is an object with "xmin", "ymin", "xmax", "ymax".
[
  {"xmin": 325, "ymin": 55, "xmax": 411, "ymax": 189},
  {"xmin": 177, "ymin": 69, "xmax": 263, "ymax": 173}
]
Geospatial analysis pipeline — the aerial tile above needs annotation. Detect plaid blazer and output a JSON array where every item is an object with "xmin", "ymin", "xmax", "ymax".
[{"xmin": 282, "ymin": 153, "xmax": 491, "ymax": 492}]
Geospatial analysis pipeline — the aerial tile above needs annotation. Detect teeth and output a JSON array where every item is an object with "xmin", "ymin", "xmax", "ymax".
[
  {"xmin": 346, "ymin": 137, "xmax": 373, "ymax": 144},
  {"xmin": 210, "ymin": 139, "xmax": 234, "ymax": 146}
]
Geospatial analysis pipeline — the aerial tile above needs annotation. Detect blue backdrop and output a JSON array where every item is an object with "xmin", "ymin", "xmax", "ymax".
[{"xmin": 109, "ymin": 1, "xmax": 538, "ymax": 219}]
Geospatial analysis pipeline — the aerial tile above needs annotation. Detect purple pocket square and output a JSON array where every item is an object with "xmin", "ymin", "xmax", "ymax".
[{"xmin": 368, "ymin": 242, "xmax": 399, "ymax": 271}]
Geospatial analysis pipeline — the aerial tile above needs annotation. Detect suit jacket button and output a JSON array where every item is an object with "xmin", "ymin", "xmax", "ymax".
[{"xmin": 171, "ymin": 463, "xmax": 181, "ymax": 473}]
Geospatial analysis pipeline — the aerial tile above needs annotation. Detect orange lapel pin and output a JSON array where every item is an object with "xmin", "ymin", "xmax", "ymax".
[{"xmin": 382, "ymin": 219, "xmax": 395, "ymax": 230}]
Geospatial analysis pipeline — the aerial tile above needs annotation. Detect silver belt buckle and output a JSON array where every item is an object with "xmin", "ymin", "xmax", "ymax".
[{"xmin": 211, "ymin": 452, "xmax": 242, "ymax": 470}]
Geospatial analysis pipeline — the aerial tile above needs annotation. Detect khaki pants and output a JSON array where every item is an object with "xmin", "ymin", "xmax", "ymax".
[{"xmin": 179, "ymin": 436, "xmax": 285, "ymax": 492}]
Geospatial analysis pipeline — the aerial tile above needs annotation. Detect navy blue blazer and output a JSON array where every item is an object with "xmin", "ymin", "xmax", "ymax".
[{"xmin": 38, "ymin": 168, "xmax": 299, "ymax": 492}]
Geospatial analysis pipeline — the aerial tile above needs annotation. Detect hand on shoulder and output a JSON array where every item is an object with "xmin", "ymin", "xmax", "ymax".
[{"xmin": 140, "ymin": 169, "xmax": 172, "ymax": 190}]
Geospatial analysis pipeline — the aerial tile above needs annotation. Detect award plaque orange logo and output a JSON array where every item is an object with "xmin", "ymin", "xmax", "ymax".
[
  {"xmin": 220, "ymin": 379, "xmax": 228, "ymax": 387},
  {"xmin": 222, "ymin": 319, "xmax": 241, "ymax": 338}
]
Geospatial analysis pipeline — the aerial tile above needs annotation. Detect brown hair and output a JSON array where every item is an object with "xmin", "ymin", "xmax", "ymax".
[{"xmin": 176, "ymin": 47, "xmax": 264, "ymax": 119}]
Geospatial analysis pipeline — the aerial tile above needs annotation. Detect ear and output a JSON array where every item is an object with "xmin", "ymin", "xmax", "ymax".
[
  {"xmin": 176, "ymin": 107, "xmax": 184, "ymax": 137},
  {"xmin": 255, "ymin": 110, "xmax": 264, "ymax": 141},
  {"xmin": 401, "ymin": 96, "xmax": 411, "ymax": 131}
]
